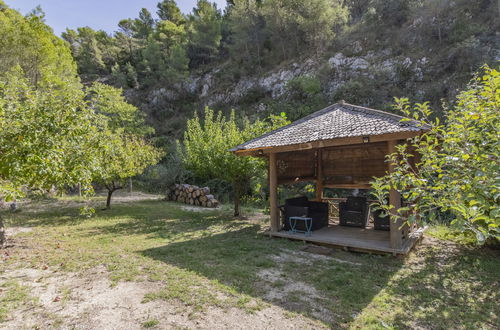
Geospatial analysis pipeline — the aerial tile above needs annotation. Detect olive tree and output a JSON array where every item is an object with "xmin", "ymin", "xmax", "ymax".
[{"xmin": 372, "ymin": 67, "xmax": 499, "ymax": 244}]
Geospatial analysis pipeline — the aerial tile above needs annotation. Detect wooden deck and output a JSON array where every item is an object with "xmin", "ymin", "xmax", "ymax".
[{"xmin": 269, "ymin": 224, "xmax": 425, "ymax": 255}]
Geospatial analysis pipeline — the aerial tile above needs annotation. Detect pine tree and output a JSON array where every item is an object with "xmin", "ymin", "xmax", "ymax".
[
  {"xmin": 186, "ymin": 0, "xmax": 222, "ymax": 67},
  {"xmin": 157, "ymin": 0, "xmax": 185, "ymax": 25}
]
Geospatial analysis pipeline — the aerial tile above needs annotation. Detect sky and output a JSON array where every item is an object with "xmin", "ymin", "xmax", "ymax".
[{"xmin": 6, "ymin": 0, "xmax": 227, "ymax": 36}]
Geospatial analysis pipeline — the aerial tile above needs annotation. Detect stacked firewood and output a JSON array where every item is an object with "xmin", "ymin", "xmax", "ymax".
[{"xmin": 165, "ymin": 184, "xmax": 219, "ymax": 208}]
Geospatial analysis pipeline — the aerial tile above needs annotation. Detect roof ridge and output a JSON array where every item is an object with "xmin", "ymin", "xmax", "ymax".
[{"xmin": 341, "ymin": 102, "xmax": 408, "ymax": 122}]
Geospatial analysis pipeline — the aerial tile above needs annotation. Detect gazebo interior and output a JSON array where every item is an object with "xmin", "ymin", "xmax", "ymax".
[
  {"xmin": 270, "ymin": 141, "xmax": 424, "ymax": 254},
  {"xmin": 232, "ymin": 102, "xmax": 428, "ymax": 255}
]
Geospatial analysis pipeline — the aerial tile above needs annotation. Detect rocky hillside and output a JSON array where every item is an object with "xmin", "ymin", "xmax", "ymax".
[
  {"xmin": 135, "ymin": 47, "xmax": 499, "ymax": 139},
  {"xmin": 62, "ymin": 0, "xmax": 500, "ymax": 141}
]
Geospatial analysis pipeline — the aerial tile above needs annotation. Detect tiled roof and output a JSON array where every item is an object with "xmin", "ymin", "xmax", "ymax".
[{"xmin": 231, "ymin": 102, "xmax": 427, "ymax": 152}]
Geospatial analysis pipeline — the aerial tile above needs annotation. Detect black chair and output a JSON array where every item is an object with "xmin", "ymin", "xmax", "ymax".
[
  {"xmin": 372, "ymin": 198, "xmax": 406, "ymax": 231},
  {"xmin": 339, "ymin": 196, "xmax": 370, "ymax": 227},
  {"xmin": 281, "ymin": 196, "xmax": 329, "ymax": 232},
  {"xmin": 372, "ymin": 208, "xmax": 390, "ymax": 231}
]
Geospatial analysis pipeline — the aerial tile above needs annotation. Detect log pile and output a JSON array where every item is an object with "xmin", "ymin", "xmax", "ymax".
[{"xmin": 166, "ymin": 184, "xmax": 219, "ymax": 208}]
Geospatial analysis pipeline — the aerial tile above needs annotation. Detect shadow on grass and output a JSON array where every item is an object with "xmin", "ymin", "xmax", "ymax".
[
  {"xmin": 384, "ymin": 242, "xmax": 499, "ymax": 329},
  {"xmin": 6, "ymin": 200, "xmax": 498, "ymax": 328},
  {"xmin": 140, "ymin": 226, "xmax": 406, "ymax": 327}
]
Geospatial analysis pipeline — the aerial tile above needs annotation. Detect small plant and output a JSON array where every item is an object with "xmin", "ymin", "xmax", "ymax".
[{"xmin": 142, "ymin": 319, "xmax": 159, "ymax": 328}]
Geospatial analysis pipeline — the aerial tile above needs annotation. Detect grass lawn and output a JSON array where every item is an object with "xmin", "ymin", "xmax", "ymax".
[{"xmin": 1, "ymin": 196, "xmax": 498, "ymax": 329}]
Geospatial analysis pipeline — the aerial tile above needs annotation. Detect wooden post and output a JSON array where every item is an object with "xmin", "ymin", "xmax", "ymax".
[
  {"xmin": 316, "ymin": 148, "xmax": 323, "ymax": 201},
  {"xmin": 269, "ymin": 153, "xmax": 279, "ymax": 232},
  {"xmin": 388, "ymin": 140, "xmax": 403, "ymax": 250}
]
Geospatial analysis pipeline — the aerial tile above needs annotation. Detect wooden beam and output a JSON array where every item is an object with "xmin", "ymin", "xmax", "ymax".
[
  {"xmin": 388, "ymin": 140, "xmax": 403, "ymax": 249},
  {"xmin": 233, "ymin": 131, "xmax": 422, "ymax": 157},
  {"xmin": 269, "ymin": 153, "xmax": 279, "ymax": 232},
  {"xmin": 315, "ymin": 149, "xmax": 323, "ymax": 201},
  {"xmin": 323, "ymin": 183, "xmax": 372, "ymax": 189}
]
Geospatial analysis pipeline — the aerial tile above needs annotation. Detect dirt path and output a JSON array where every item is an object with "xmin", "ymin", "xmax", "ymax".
[{"xmin": 0, "ymin": 263, "xmax": 326, "ymax": 329}]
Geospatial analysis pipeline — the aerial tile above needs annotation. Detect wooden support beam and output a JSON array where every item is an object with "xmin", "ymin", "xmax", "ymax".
[
  {"xmin": 315, "ymin": 149, "xmax": 323, "ymax": 201},
  {"xmin": 269, "ymin": 153, "xmax": 279, "ymax": 232},
  {"xmin": 388, "ymin": 140, "xmax": 403, "ymax": 249}
]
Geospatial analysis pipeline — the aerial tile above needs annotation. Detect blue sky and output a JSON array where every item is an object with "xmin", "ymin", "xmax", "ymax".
[{"xmin": 6, "ymin": 0, "xmax": 227, "ymax": 36}]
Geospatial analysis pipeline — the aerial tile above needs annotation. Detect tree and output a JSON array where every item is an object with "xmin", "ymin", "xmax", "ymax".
[
  {"xmin": 0, "ymin": 1, "xmax": 79, "ymax": 88},
  {"xmin": 0, "ymin": 67, "xmax": 102, "ymax": 246},
  {"xmin": 96, "ymin": 133, "xmax": 162, "ymax": 208},
  {"xmin": 181, "ymin": 108, "xmax": 289, "ymax": 216},
  {"xmin": 186, "ymin": 0, "xmax": 222, "ymax": 67},
  {"xmin": 226, "ymin": 0, "xmax": 348, "ymax": 67},
  {"xmin": 86, "ymin": 83, "xmax": 162, "ymax": 208},
  {"xmin": 226, "ymin": 0, "xmax": 267, "ymax": 68},
  {"xmin": 261, "ymin": 0, "xmax": 348, "ymax": 61},
  {"xmin": 157, "ymin": 0, "xmax": 185, "ymax": 25},
  {"xmin": 62, "ymin": 27, "xmax": 106, "ymax": 75},
  {"xmin": 0, "ymin": 2, "xmax": 104, "ymax": 247},
  {"xmin": 134, "ymin": 8, "xmax": 156, "ymax": 40},
  {"xmin": 116, "ymin": 19, "xmax": 140, "ymax": 65},
  {"xmin": 372, "ymin": 67, "xmax": 499, "ymax": 245}
]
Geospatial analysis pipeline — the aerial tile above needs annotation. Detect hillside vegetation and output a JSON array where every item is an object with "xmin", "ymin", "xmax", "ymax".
[{"xmin": 61, "ymin": 0, "xmax": 499, "ymax": 139}]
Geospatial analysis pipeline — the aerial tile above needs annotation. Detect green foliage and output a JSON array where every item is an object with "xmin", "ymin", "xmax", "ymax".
[
  {"xmin": 181, "ymin": 107, "xmax": 289, "ymax": 215},
  {"xmin": 157, "ymin": 0, "xmax": 185, "ymax": 25},
  {"xmin": 133, "ymin": 8, "xmax": 155, "ymax": 40},
  {"xmin": 286, "ymin": 75, "xmax": 322, "ymax": 99},
  {"xmin": 372, "ymin": 67, "xmax": 500, "ymax": 245},
  {"xmin": 0, "ymin": 2, "xmax": 79, "ymax": 88},
  {"xmin": 227, "ymin": 0, "xmax": 348, "ymax": 69},
  {"xmin": 87, "ymin": 82, "xmax": 153, "ymax": 136},
  {"xmin": 62, "ymin": 27, "xmax": 107, "ymax": 75},
  {"xmin": 0, "ymin": 66, "xmax": 100, "ymax": 200},
  {"xmin": 96, "ymin": 134, "xmax": 162, "ymax": 190},
  {"xmin": 86, "ymin": 83, "xmax": 162, "ymax": 207},
  {"xmin": 186, "ymin": 0, "xmax": 222, "ymax": 67}
]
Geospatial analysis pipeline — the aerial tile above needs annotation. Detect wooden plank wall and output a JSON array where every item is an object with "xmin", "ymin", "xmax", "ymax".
[
  {"xmin": 322, "ymin": 142, "xmax": 388, "ymax": 186},
  {"xmin": 276, "ymin": 149, "xmax": 316, "ymax": 184},
  {"xmin": 275, "ymin": 142, "xmax": 389, "ymax": 186}
]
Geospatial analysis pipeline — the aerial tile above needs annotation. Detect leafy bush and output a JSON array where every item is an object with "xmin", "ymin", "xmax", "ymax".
[
  {"xmin": 286, "ymin": 76, "xmax": 322, "ymax": 99},
  {"xmin": 372, "ymin": 67, "xmax": 500, "ymax": 245},
  {"xmin": 180, "ymin": 107, "xmax": 289, "ymax": 216}
]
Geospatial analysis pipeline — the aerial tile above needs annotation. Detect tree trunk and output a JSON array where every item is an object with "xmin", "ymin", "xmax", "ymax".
[
  {"xmin": 105, "ymin": 181, "xmax": 123, "ymax": 209},
  {"xmin": 106, "ymin": 189, "xmax": 114, "ymax": 209},
  {"xmin": 233, "ymin": 182, "xmax": 241, "ymax": 217},
  {"xmin": 0, "ymin": 214, "xmax": 6, "ymax": 248}
]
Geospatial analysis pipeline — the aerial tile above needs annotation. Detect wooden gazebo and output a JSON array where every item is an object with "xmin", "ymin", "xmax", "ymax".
[{"xmin": 231, "ymin": 102, "xmax": 427, "ymax": 255}]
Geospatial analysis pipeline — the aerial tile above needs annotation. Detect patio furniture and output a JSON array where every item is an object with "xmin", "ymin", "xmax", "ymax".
[
  {"xmin": 288, "ymin": 216, "xmax": 313, "ymax": 236},
  {"xmin": 373, "ymin": 208, "xmax": 390, "ymax": 231},
  {"xmin": 339, "ymin": 196, "xmax": 370, "ymax": 227},
  {"xmin": 281, "ymin": 196, "xmax": 328, "ymax": 232}
]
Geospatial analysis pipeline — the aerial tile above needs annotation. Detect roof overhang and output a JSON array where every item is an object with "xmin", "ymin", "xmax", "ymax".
[{"xmin": 232, "ymin": 130, "xmax": 424, "ymax": 157}]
